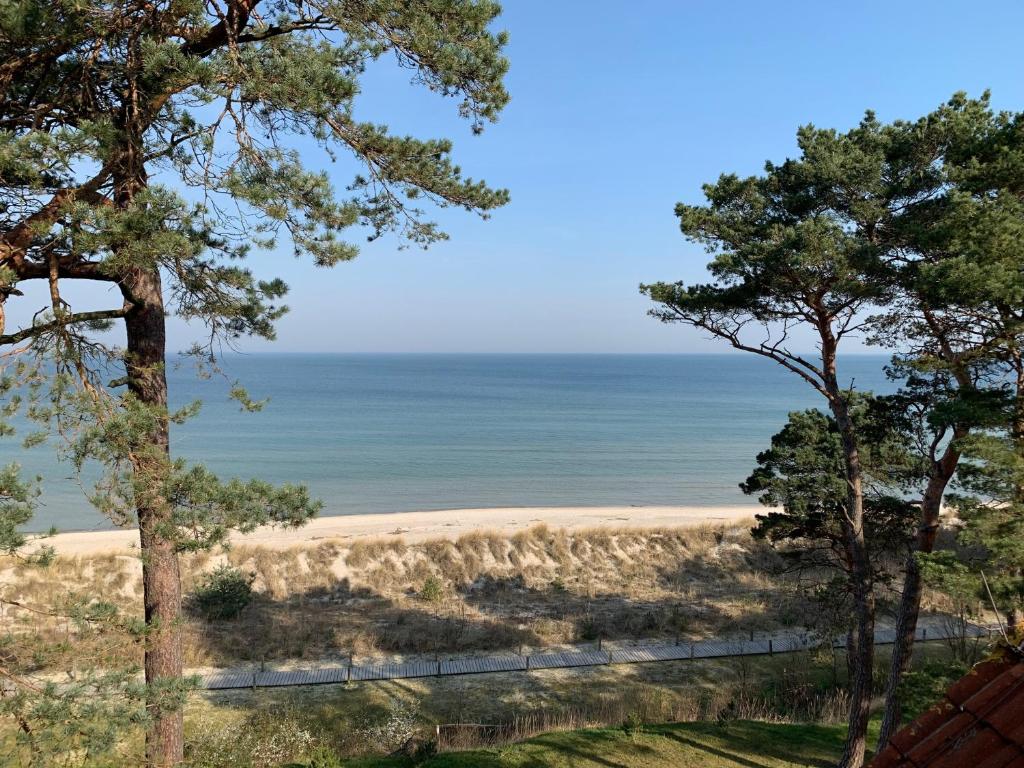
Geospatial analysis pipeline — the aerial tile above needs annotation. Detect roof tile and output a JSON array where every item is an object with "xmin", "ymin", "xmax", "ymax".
[
  {"xmin": 959, "ymin": 664, "xmax": 1024, "ymax": 717},
  {"xmin": 869, "ymin": 645, "xmax": 1024, "ymax": 768},
  {"xmin": 928, "ymin": 727, "xmax": 1008, "ymax": 768},
  {"xmin": 870, "ymin": 744, "xmax": 907, "ymax": 768},
  {"xmin": 987, "ymin": 689, "xmax": 1024, "ymax": 744},
  {"xmin": 888, "ymin": 700, "xmax": 956, "ymax": 755},
  {"xmin": 976, "ymin": 744, "xmax": 1024, "ymax": 768},
  {"xmin": 946, "ymin": 656, "xmax": 1016, "ymax": 707},
  {"xmin": 903, "ymin": 711, "xmax": 979, "ymax": 764}
]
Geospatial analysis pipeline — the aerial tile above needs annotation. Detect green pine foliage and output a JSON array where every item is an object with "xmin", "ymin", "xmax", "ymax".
[
  {"xmin": 0, "ymin": 1, "xmax": 509, "ymax": 763},
  {"xmin": 0, "ymin": 474, "xmax": 161, "ymax": 765},
  {"xmin": 744, "ymin": 401, "xmax": 920, "ymax": 573},
  {"xmin": 189, "ymin": 565, "xmax": 255, "ymax": 621},
  {"xmin": 643, "ymin": 92, "xmax": 1024, "ymax": 766}
]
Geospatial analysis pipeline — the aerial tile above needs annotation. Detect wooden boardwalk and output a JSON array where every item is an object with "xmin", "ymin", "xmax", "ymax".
[{"xmin": 200, "ymin": 619, "xmax": 994, "ymax": 691}]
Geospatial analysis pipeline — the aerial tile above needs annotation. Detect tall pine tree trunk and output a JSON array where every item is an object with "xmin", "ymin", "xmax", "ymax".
[
  {"xmin": 877, "ymin": 552, "xmax": 923, "ymax": 746},
  {"xmin": 877, "ymin": 453, "xmax": 956, "ymax": 749},
  {"xmin": 1013, "ymin": 352, "xmax": 1024, "ymax": 632},
  {"xmin": 112, "ymin": 58, "xmax": 185, "ymax": 765},
  {"xmin": 837, "ymin": 455, "xmax": 874, "ymax": 768},
  {"xmin": 123, "ymin": 267, "xmax": 184, "ymax": 767},
  {"xmin": 838, "ymin": 487, "xmax": 875, "ymax": 768},
  {"xmin": 877, "ymin": 333, "xmax": 971, "ymax": 751},
  {"xmin": 845, "ymin": 627, "xmax": 859, "ymax": 686},
  {"xmin": 825, "ymin": 348, "xmax": 874, "ymax": 768}
]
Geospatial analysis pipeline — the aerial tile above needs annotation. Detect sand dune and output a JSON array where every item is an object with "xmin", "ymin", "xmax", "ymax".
[{"xmin": 34, "ymin": 505, "xmax": 764, "ymax": 556}]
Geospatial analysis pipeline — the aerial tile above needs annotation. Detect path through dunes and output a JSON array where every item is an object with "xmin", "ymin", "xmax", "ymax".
[{"xmin": 198, "ymin": 617, "xmax": 993, "ymax": 690}]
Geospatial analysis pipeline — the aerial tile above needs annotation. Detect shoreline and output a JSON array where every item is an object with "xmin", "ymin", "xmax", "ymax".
[{"xmin": 33, "ymin": 505, "xmax": 764, "ymax": 557}]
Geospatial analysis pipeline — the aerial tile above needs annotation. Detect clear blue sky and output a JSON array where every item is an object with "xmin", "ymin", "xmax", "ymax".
[{"xmin": 15, "ymin": 1, "xmax": 1024, "ymax": 352}]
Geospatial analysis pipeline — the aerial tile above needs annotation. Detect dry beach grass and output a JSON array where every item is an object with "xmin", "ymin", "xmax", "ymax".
[
  {"xmin": 2, "ymin": 518, "xmax": 818, "ymax": 669},
  {"xmin": 23, "ymin": 504, "xmax": 762, "ymax": 556}
]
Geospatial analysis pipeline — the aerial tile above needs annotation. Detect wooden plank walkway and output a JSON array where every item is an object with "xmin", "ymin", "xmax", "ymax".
[{"xmin": 200, "ymin": 619, "xmax": 995, "ymax": 691}]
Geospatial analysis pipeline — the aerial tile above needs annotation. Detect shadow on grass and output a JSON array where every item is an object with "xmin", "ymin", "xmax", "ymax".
[
  {"xmin": 663, "ymin": 732, "xmax": 776, "ymax": 768},
  {"xmin": 183, "ymin": 560, "xmax": 791, "ymax": 666},
  {"xmin": 461, "ymin": 573, "xmax": 773, "ymax": 646},
  {"xmin": 184, "ymin": 576, "xmax": 546, "ymax": 665},
  {"xmin": 657, "ymin": 721, "xmax": 841, "ymax": 768},
  {"xmin": 328, "ymin": 722, "xmax": 846, "ymax": 768}
]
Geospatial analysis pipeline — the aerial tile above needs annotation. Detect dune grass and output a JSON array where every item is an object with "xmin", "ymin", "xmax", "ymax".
[{"xmin": 3, "ymin": 523, "xmax": 817, "ymax": 669}]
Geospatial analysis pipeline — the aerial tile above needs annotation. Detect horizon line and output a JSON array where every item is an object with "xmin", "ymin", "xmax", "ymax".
[{"xmin": 190, "ymin": 350, "xmax": 893, "ymax": 356}]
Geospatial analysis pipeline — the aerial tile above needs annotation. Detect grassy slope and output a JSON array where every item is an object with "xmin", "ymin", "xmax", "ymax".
[
  {"xmin": 5, "ymin": 523, "xmax": 799, "ymax": 669},
  {"xmin": 339, "ymin": 720, "xmax": 870, "ymax": 768}
]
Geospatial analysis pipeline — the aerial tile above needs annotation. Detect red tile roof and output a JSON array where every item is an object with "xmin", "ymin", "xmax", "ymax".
[{"xmin": 871, "ymin": 644, "xmax": 1024, "ymax": 768}]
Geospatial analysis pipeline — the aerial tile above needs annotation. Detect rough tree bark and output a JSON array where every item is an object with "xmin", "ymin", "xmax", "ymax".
[
  {"xmin": 834, "ymin": 404, "xmax": 875, "ymax": 768},
  {"xmin": 823, "ymin": 335, "xmax": 874, "ymax": 768},
  {"xmin": 876, "ymin": 442, "xmax": 960, "ymax": 749},
  {"xmin": 876, "ymin": 313, "xmax": 977, "ymax": 750},
  {"xmin": 1010, "ymin": 349, "xmax": 1024, "ymax": 633},
  {"xmin": 844, "ymin": 627, "xmax": 859, "ymax": 690},
  {"xmin": 123, "ymin": 268, "xmax": 183, "ymax": 767},
  {"xmin": 116, "ymin": 81, "xmax": 184, "ymax": 763}
]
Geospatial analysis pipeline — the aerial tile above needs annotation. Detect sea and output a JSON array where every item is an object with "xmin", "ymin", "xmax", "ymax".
[{"xmin": 4, "ymin": 354, "xmax": 894, "ymax": 532}]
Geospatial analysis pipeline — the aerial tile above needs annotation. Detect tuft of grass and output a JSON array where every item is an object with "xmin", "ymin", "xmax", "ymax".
[{"xmin": 346, "ymin": 539, "xmax": 408, "ymax": 570}]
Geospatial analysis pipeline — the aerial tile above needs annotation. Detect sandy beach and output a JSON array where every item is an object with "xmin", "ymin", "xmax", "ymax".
[{"xmin": 34, "ymin": 505, "xmax": 763, "ymax": 556}]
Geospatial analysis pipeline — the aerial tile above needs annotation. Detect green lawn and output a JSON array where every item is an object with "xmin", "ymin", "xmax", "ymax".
[{"xmin": 337, "ymin": 720, "xmax": 867, "ymax": 768}]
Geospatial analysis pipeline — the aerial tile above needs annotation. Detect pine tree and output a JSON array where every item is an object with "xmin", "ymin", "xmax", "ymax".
[
  {"xmin": 0, "ymin": 2, "xmax": 509, "ymax": 765},
  {"xmin": 0, "ymin": 458, "xmax": 150, "ymax": 766},
  {"xmin": 641, "ymin": 142, "xmax": 886, "ymax": 765},
  {"xmin": 742, "ymin": 396, "xmax": 922, "ymax": 672},
  {"xmin": 866, "ymin": 94, "xmax": 1024, "ymax": 747},
  {"xmin": 925, "ymin": 96, "xmax": 1024, "ymax": 634},
  {"xmin": 644, "ymin": 94, "xmax": 1024, "ymax": 764}
]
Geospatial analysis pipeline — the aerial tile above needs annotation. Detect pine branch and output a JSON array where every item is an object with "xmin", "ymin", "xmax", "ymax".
[
  {"xmin": 0, "ymin": 181, "xmax": 112, "ymax": 275},
  {"xmin": 0, "ymin": 307, "xmax": 129, "ymax": 346}
]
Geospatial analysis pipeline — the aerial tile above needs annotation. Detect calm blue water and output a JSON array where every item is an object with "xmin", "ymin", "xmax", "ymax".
[{"xmin": 6, "ymin": 354, "xmax": 893, "ymax": 532}]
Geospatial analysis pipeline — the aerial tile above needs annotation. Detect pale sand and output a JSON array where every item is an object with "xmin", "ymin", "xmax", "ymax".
[{"xmin": 33, "ymin": 505, "xmax": 763, "ymax": 557}]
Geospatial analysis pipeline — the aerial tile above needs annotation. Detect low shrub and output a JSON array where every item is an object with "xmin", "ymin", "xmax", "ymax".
[
  {"xmin": 355, "ymin": 697, "xmax": 423, "ymax": 754},
  {"xmin": 186, "ymin": 709, "xmax": 316, "ymax": 767},
  {"xmin": 190, "ymin": 565, "xmax": 255, "ymax": 621},
  {"xmin": 419, "ymin": 575, "xmax": 444, "ymax": 603},
  {"xmin": 622, "ymin": 711, "xmax": 644, "ymax": 735},
  {"xmin": 577, "ymin": 616, "xmax": 601, "ymax": 642},
  {"xmin": 302, "ymin": 746, "xmax": 344, "ymax": 768},
  {"xmin": 899, "ymin": 659, "xmax": 969, "ymax": 721}
]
